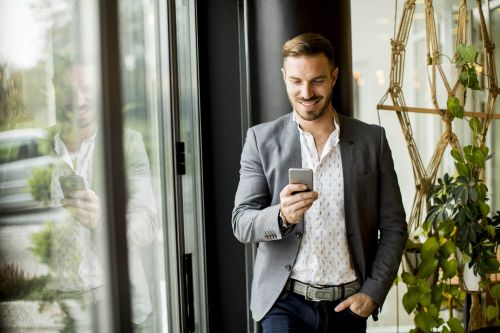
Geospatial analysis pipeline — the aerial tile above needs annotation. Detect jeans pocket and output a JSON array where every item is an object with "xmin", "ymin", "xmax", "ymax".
[
  {"xmin": 347, "ymin": 308, "xmax": 368, "ymax": 321},
  {"xmin": 278, "ymin": 290, "xmax": 290, "ymax": 301}
]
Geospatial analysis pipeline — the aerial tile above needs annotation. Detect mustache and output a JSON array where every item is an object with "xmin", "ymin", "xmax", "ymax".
[{"xmin": 297, "ymin": 96, "xmax": 322, "ymax": 102}]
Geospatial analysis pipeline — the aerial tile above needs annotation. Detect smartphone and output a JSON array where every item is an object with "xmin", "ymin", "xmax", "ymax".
[
  {"xmin": 288, "ymin": 168, "xmax": 313, "ymax": 192},
  {"xmin": 59, "ymin": 175, "xmax": 87, "ymax": 198}
]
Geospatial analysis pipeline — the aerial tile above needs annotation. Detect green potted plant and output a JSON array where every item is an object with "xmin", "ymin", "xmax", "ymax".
[{"xmin": 400, "ymin": 42, "xmax": 500, "ymax": 332}]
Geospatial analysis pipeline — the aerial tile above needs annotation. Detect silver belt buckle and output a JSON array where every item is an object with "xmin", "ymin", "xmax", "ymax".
[{"xmin": 304, "ymin": 284, "xmax": 322, "ymax": 302}]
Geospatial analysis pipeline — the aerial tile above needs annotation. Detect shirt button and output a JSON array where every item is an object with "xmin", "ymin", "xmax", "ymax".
[
  {"xmin": 295, "ymin": 232, "xmax": 302, "ymax": 238},
  {"xmin": 285, "ymin": 265, "xmax": 292, "ymax": 271}
]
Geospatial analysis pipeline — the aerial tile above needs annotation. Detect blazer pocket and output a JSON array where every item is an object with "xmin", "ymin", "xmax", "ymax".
[
  {"xmin": 356, "ymin": 168, "xmax": 378, "ymax": 178},
  {"xmin": 355, "ymin": 171, "xmax": 378, "ymax": 209},
  {"xmin": 356, "ymin": 170, "xmax": 378, "ymax": 188}
]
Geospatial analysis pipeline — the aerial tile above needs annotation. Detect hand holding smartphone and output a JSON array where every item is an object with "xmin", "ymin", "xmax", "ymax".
[
  {"xmin": 288, "ymin": 168, "xmax": 313, "ymax": 192},
  {"xmin": 59, "ymin": 175, "xmax": 87, "ymax": 198}
]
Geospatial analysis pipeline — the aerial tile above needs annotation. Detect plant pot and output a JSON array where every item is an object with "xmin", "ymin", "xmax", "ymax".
[
  {"xmin": 403, "ymin": 248, "xmax": 421, "ymax": 274},
  {"xmin": 0, "ymin": 300, "xmax": 64, "ymax": 331},
  {"xmin": 462, "ymin": 263, "xmax": 482, "ymax": 292}
]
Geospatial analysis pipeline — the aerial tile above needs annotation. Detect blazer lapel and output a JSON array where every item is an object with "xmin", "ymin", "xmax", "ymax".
[
  {"xmin": 279, "ymin": 115, "xmax": 301, "ymax": 169},
  {"xmin": 277, "ymin": 114, "xmax": 303, "ymax": 232},
  {"xmin": 339, "ymin": 115, "xmax": 356, "ymax": 237}
]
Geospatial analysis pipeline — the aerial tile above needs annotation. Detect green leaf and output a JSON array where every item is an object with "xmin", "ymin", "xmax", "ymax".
[
  {"xmin": 440, "ymin": 240, "xmax": 456, "ymax": 258},
  {"xmin": 420, "ymin": 292, "xmax": 431, "ymax": 307},
  {"xmin": 469, "ymin": 117, "xmax": 482, "ymax": 134},
  {"xmin": 469, "ymin": 187, "xmax": 478, "ymax": 202},
  {"xmin": 447, "ymin": 96, "xmax": 464, "ymax": 119},
  {"xmin": 416, "ymin": 312, "xmax": 435, "ymax": 333},
  {"xmin": 418, "ymin": 279, "xmax": 431, "ymax": 294},
  {"xmin": 418, "ymin": 258, "xmax": 439, "ymax": 278},
  {"xmin": 486, "ymin": 225, "xmax": 496, "ymax": 238},
  {"xmin": 479, "ymin": 202, "xmax": 491, "ymax": 217},
  {"xmin": 428, "ymin": 304, "xmax": 439, "ymax": 318},
  {"xmin": 450, "ymin": 149, "xmax": 463, "ymax": 162},
  {"xmin": 457, "ymin": 221, "xmax": 481, "ymax": 245},
  {"xmin": 491, "ymin": 285, "xmax": 500, "ymax": 300},
  {"xmin": 487, "ymin": 305, "xmax": 499, "ymax": 321},
  {"xmin": 401, "ymin": 272, "xmax": 416, "ymax": 285},
  {"xmin": 480, "ymin": 146, "xmax": 489, "ymax": 158},
  {"xmin": 447, "ymin": 317, "xmax": 464, "ymax": 333},
  {"xmin": 403, "ymin": 287, "xmax": 420, "ymax": 314},
  {"xmin": 456, "ymin": 44, "xmax": 478, "ymax": 66},
  {"xmin": 421, "ymin": 238, "xmax": 440, "ymax": 260},
  {"xmin": 471, "ymin": 150, "xmax": 485, "ymax": 168},
  {"xmin": 406, "ymin": 239, "xmax": 421, "ymax": 251},
  {"xmin": 459, "ymin": 66, "xmax": 481, "ymax": 90},
  {"xmin": 455, "ymin": 162, "xmax": 469, "ymax": 177},
  {"xmin": 442, "ymin": 327, "xmax": 450, "ymax": 333},
  {"xmin": 442, "ymin": 259, "xmax": 458, "ymax": 279},
  {"xmin": 431, "ymin": 285, "xmax": 444, "ymax": 305},
  {"xmin": 438, "ymin": 219, "xmax": 455, "ymax": 235}
]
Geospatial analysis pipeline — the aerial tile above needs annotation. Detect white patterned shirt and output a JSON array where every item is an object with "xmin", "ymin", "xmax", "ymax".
[
  {"xmin": 51, "ymin": 130, "xmax": 105, "ymax": 291},
  {"xmin": 289, "ymin": 112, "xmax": 358, "ymax": 286}
]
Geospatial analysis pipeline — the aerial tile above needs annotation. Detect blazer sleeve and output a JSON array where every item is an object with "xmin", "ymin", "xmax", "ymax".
[
  {"xmin": 124, "ymin": 130, "xmax": 158, "ymax": 247},
  {"xmin": 360, "ymin": 127, "xmax": 408, "ymax": 306},
  {"xmin": 232, "ymin": 127, "xmax": 283, "ymax": 243}
]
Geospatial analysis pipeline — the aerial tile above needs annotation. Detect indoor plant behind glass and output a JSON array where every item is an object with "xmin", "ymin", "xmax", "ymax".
[
  {"xmin": 400, "ymin": 42, "xmax": 500, "ymax": 332},
  {"xmin": 425, "ymin": 115, "xmax": 500, "ymax": 331}
]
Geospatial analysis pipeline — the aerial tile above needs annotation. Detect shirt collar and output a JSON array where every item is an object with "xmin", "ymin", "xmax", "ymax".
[
  {"xmin": 291, "ymin": 110, "xmax": 341, "ymax": 147},
  {"xmin": 54, "ymin": 130, "xmax": 98, "ymax": 155}
]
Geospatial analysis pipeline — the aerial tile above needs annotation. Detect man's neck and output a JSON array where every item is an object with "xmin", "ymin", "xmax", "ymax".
[
  {"xmin": 294, "ymin": 106, "xmax": 336, "ymax": 138},
  {"xmin": 60, "ymin": 124, "xmax": 96, "ymax": 152}
]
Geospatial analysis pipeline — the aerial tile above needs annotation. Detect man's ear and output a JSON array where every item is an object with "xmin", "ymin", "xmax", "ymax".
[
  {"xmin": 331, "ymin": 67, "xmax": 339, "ymax": 86},
  {"xmin": 281, "ymin": 68, "xmax": 286, "ymax": 82}
]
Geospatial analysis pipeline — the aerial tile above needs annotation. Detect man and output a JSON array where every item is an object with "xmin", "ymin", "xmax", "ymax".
[
  {"xmin": 49, "ymin": 60, "xmax": 157, "ymax": 327},
  {"xmin": 232, "ymin": 33, "xmax": 407, "ymax": 332}
]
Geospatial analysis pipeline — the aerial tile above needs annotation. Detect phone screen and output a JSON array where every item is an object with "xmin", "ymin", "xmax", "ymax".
[
  {"xmin": 288, "ymin": 168, "xmax": 313, "ymax": 192},
  {"xmin": 59, "ymin": 175, "xmax": 86, "ymax": 198}
]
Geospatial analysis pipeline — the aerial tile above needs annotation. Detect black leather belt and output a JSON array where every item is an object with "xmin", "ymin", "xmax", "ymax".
[{"xmin": 285, "ymin": 279, "xmax": 360, "ymax": 302}]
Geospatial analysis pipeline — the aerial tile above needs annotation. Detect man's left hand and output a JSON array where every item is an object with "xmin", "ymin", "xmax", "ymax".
[
  {"xmin": 334, "ymin": 292, "xmax": 377, "ymax": 318},
  {"xmin": 61, "ymin": 189, "xmax": 102, "ymax": 229}
]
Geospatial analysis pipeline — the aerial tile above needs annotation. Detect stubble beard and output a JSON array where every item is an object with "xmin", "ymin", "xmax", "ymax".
[{"xmin": 293, "ymin": 91, "xmax": 333, "ymax": 122}]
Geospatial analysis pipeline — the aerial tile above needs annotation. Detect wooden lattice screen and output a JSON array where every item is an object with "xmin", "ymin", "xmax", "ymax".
[{"xmin": 377, "ymin": 0, "xmax": 499, "ymax": 236}]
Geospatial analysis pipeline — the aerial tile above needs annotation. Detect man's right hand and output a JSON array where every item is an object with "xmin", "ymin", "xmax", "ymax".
[{"xmin": 279, "ymin": 184, "xmax": 319, "ymax": 224}]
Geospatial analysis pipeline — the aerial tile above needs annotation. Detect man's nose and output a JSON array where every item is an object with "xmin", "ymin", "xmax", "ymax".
[
  {"xmin": 76, "ymin": 89, "xmax": 86, "ymax": 106},
  {"xmin": 300, "ymin": 83, "xmax": 313, "ymax": 99}
]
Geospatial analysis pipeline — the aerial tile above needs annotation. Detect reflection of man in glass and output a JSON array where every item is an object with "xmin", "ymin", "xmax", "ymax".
[{"xmin": 50, "ymin": 59, "xmax": 157, "ymax": 326}]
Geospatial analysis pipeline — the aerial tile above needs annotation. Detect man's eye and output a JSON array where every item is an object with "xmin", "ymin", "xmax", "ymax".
[{"xmin": 313, "ymin": 80, "xmax": 324, "ymax": 84}]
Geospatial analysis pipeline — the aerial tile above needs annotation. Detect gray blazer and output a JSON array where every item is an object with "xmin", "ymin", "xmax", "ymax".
[{"xmin": 232, "ymin": 113, "xmax": 407, "ymax": 321}]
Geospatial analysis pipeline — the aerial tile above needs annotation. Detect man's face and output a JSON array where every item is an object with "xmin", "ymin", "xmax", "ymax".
[
  {"xmin": 55, "ymin": 65, "xmax": 97, "ymax": 130},
  {"xmin": 282, "ymin": 54, "xmax": 338, "ymax": 122}
]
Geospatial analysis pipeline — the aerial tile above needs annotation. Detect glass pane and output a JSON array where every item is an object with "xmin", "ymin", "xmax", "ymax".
[
  {"xmin": 118, "ymin": 0, "xmax": 175, "ymax": 331},
  {"xmin": 176, "ymin": 0, "xmax": 208, "ymax": 331},
  {"xmin": 0, "ymin": 0, "xmax": 112, "ymax": 331},
  {"xmin": 351, "ymin": 1, "xmax": 414, "ymax": 330},
  {"xmin": 352, "ymin": 0, "xmax": 499, "ymax": 331}
]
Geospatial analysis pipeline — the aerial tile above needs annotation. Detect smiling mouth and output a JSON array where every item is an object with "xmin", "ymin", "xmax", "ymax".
[
  {"xmin": 77, "ymin": 105, "xmax": 91, "ymax": 114},
  {"xmin": 298, "ymin": 99, "xmax": 321, "ymax": 107}
]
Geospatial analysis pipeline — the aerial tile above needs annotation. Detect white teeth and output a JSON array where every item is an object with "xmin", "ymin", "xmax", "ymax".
[{"xmin": 300, "ymin": 100, "xmax": 318, "ymax": 106}]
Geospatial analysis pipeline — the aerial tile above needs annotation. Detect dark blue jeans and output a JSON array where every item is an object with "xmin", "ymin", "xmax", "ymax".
[{"xmin": 262, "ymin": 290, "xmax": 368, "ymax": 333}]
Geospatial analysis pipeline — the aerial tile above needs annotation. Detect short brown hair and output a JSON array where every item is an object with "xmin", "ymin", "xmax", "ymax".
[{"xmin": 282, "ymin": 33, "xmax": 335, "ymax": 68}]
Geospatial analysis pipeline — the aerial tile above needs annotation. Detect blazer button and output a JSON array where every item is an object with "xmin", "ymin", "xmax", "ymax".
[
  {"xmin": 295, "ymin": 232, "xmax": 302, "ymax": 238},
  {"xmin": 285, "ymin": 265, "xmax": 292, "ymax": 271}
]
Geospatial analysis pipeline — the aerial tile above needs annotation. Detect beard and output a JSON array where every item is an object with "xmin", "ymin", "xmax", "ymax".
[{"xmin": 292, "ymin": 90, "xmax": 333, "ymax": 122}]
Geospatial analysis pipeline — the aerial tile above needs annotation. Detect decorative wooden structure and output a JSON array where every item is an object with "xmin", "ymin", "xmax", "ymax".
[{"xmin": 377, "ymin": 0, "xmax": 499, "ymax": 234}]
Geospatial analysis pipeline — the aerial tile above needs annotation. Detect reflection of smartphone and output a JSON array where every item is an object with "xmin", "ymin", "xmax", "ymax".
[
  {"xmin": 289, "ymin": 168, "xmax": 313, "ymax": 192},
  {"xmin": 59, "ymin": 175, "xmax": 86, "ymax": 198}
]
